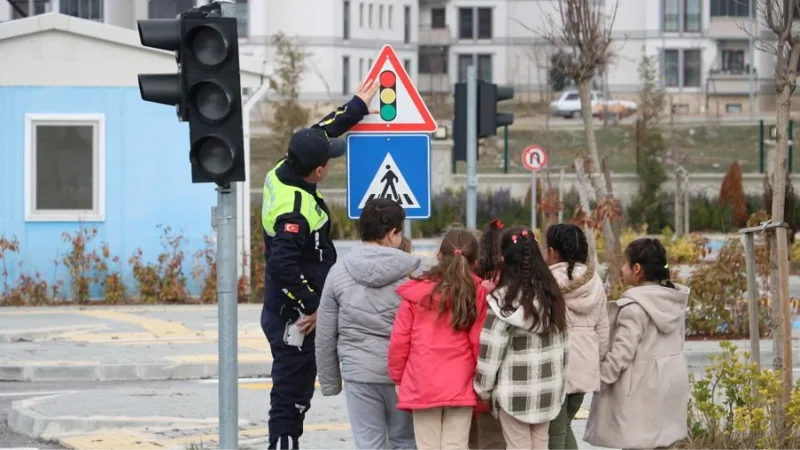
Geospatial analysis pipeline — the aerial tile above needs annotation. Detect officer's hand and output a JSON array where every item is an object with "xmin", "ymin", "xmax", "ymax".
[
  {"xmin": 298, "ymin": 311, "xmax": 318, "ymax": 335},
  {"xmin": 356, "ymin": 79, "xmax": 380, "ymax": 114}
]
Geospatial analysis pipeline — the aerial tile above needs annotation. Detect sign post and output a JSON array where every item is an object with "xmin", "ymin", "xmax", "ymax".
[
  {"xmin": 346, "ymin": 45, "xmax": 437, "ymax": 225},
  {"xmin": 521, "ymin": 145, "xmax": 548, "ymax": 231}
]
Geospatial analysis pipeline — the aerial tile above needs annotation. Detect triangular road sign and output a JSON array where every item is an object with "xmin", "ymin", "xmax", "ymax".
[
  {"xmin": 357, "ymin": 153, "xmax": 421, "ymax": 209},
  {"xmin": 349, "ymin": 45, "xmax": 438, "ymax": 133}
]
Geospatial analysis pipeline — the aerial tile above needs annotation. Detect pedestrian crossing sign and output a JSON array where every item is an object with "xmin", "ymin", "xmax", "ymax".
[
  {"xmin": 346, "ymin": 134, "xmax": 431, "ymax": 219},
  {"xmin": 348, "ymin": 45, "xmax": 438, "ymax": 134}
]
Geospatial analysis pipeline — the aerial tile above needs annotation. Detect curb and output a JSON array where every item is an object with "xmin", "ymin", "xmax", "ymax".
[
  {"xmin": 0, "ymin": 361, "xmax": 272, "ymax": 382},
  {"xmin": 7, "ymin": 394, "xmax": 226, "ymax": 441}
]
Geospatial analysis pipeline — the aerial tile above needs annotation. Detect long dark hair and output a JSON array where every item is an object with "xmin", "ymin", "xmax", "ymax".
[
  {"xmin": 416, "ymin": 226, "xmax": 480, "ymax": 332},
  {"xmin": 476, "ymin": 219, "xmax": 504, "ymax": 281},
  {"xmin": 546, "ymin": 224, "xmax": 589, "ymax": 280},
  {"xmin": 494, "ymin": 227, "xmax": 567, "ymax": 333},
  {"xmin": 625, "ymin": 238, "xmax": 676, "ymax": 289}
]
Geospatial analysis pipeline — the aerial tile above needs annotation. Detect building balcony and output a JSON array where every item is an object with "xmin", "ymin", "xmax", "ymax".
[
  {"xmin": 419, "ymin": 26, "xmax": 451, "ymax": 45},
  {"xmin": 709, "ymin": 16, "xmax": 751, "ymax": 39},
  {"xmin": 707, "ymin": 70, "xmax": 757, "ymax": 95}
]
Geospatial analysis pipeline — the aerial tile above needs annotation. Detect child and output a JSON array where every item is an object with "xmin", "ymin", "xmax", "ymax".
[
  {"xmin": 389, "ymin": 227, "xmax": 488, "ymax": 450},
  {"xmin": 583, "ymin": 238, "xmax": 690, "ymax": 450},
  {"xmin": 545, "ymin": 224, "xmax": 609, "ymax": 450},
  {"xmin": 315, "ymin": 198, "xmax": 421, "ymax": 450},
  {"xmin": 470, "ymin": 218, "xmax": 507, "ymax": 450},
  {"xmin": 474, "ymin": 227, "xmax": 569, "ymax": 450}
]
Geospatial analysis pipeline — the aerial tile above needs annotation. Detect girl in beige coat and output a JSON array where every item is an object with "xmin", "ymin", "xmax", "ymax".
[
  {"xmin": 584, "ymin": 238, "xmax": 690, "ymax": 450},
  {"xmin": 545, "ymin": 224, "xmax": 609, "ymax": 450}
]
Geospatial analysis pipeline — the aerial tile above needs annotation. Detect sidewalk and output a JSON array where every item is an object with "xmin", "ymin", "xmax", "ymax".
[{"xmin": 1, "ymin": 305, "xmax": 797, "ymax": 382}]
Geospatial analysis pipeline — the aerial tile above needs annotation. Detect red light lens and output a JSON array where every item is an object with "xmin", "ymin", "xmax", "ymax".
[{"xmin": 380, "ymin": 71, "xmax": 396, "ymax": 87}]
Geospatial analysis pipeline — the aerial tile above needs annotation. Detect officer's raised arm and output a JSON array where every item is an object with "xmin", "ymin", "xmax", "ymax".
[
  {"xmin": 266, "ymin": 211, "xmax": 320, "ymax": 315},
  {"xmin": 312, "ymin": 79, "xmax": 380, "ymax": 138}
]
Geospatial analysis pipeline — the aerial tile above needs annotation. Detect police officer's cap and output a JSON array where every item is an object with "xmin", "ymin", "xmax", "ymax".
[{"xmin": 287, "ymin": 128, "xmax": 346, "ymax": 169}]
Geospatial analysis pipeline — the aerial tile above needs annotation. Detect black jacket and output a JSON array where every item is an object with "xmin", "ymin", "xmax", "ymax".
[{"xmin": 262, "ymin": 95, "xmax": 369, "ymax": 319}]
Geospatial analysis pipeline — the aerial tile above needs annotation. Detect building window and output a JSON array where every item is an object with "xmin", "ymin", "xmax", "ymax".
[
  {"xmin": 683, "ymin": 49, "xmax": 702, "ymax": 86},
  {"xmin": 343, "ymin": 0, "xmax": 351, "ymax": 39},
  {"xmin": 404, "ymin": 5, "xmax": 411, "ymax": 44},
  {"xmin": 359, "ymin": 2, "xmax": 364, "ymax": 27},
  {"xmin": 663, "ymin": 48, "xmax": 702, "ymax": 88},
  {"xmin": 343, "ymin": 56, "xmax": 351, "ymax": 96},
  {"xmin": 25, "ymin": 114, "xmax": 106, "ymax": 222},
  {"xmin": 368, "ymin": 59, "xmax": 373, "ymax": 70},
  {"xmin": 431, "ymin": 7, "xmax": 446, "ymax": 29},
  {"xmin": 477, "ymin": 54, "xmax": 492, "ymax": 81},
  {"xmin": 711, "ymin": 0, "xmax": 750, "ymax": 17},
  {"xmin": 388, "ymin": 5, "xmax": 393, "ymax": 29},
  {"xmin": 148, "ymin": 0, "xmax": 195, "ymax": 19},
  {"xmin": 404, "ymin": 59, "xmax": 411, "ymax": 75},
  {"xmin": 10, "ymin": 0, "xmax": 49, "ymax": 18},
  {"xmin": 368, "ymin": 4, "xmax": 373, "ymax": 27},
  {"xmin": 662, "ymin": 0, "xmax": 680, "ymax": 32},
  {"xmin": 60, "ymin": 0, "xmax": 104, "ymax": 21},
  {"xmin": 458, "ymin": 8, "xmax": 474, "ymax": 39},
  {"xmin": 379, "ymin": 4, "xmax": 384, "ymax": 28},
  {"xmin": 359, "ymin": 58, "xmax": 364, "ymax": 80},
  {"xmin": 721, "ymin": 49, "xmax": 745, "ymax": 73},
  {"xmin": 235, "ymin": 0, "xmax": 248, "ymax": 37},
  {"xmin": 458, "ymin": 54, "xmax": 473, "ymax": 82},
  {"xmin": 684, "ymin": 0, "xmax": 701, "ymax": 32},
  {"xmin": 477, "ymin": 8, "xmax": 492, "ymax": 39},
  {"xmin": 419, "ymin": 46, "xmax": 449, "ymax": 74}
]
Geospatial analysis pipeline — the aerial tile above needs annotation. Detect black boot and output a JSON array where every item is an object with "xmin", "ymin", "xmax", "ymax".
[{"xmin": 268, "ymin": 434, "xmax": 299, "ymax": 450}]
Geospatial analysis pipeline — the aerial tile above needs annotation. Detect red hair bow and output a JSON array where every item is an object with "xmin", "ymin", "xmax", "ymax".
[{"xmin": 490, "ymin": 219, "xmax": 504, "ymax": 230}]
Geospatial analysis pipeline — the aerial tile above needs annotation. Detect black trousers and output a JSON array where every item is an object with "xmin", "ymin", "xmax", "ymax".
[{"xmin": 262, "ymin": 308, "xmax": 317, "ymax": 446}]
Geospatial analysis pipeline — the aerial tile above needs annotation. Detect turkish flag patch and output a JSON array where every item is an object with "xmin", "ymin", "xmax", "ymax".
[{"xmin": 284, "ymin": 223, "xmax": 300, "ymax": 233}]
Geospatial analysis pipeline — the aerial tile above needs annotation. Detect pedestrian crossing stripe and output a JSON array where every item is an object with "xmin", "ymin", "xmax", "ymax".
[{"xmin": 357, "ymin": 153, "xmax": 421, "ymax": 209}]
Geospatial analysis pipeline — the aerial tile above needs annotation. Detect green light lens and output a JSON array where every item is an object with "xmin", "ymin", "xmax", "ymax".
[{"xmin": 380, "ymin": 104, "xmax": 397, "ymax": 121}]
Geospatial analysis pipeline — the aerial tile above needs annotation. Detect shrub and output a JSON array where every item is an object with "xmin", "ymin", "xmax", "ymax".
[
  {"xmin": 681, "ymin": 341, "xmax": 800, "ymax": 449},
  {"xmin": 686, "ymin": 238, "xmax": 771, "ymax": 338},
  {"xmin": 719, "ymin": 161, "xmax": 748, "ymax": 228},
  {"xmin": 61, "ymin": 227, "xmax": 99, "ymax": 304},
  {"xmin": 129, "ymin": 225, "xmax": 188, "ymax": 303},
  {"xmin": 416, "ymin": 188, "xmax": 533, "ymax": 237}
]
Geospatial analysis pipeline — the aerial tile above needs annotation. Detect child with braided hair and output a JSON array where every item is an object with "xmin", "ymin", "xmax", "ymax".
[
  {"xmin": 544, "ymin": 224, "xmax": 609, "ymax": 450},
  {"xmin": 474, "ymin": 227, "xmax": 569, "ymax": 449}
]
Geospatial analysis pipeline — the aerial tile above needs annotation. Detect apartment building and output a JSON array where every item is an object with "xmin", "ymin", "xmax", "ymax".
[
  {"xmin": 0, "ymin": 1, "xmax": 215, "ymax": 26},
  {"xmin": 418, "ymin": 0, "xmax": 771, "ymax": 114}
]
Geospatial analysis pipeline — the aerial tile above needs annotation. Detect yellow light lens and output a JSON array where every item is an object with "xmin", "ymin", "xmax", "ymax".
[{"xmin": 380, "ymin": 88, "xmax": 396, "ymax": 104}]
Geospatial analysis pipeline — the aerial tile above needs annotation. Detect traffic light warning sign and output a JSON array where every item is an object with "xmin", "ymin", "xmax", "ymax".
[{"xmin": 349, "ymin": 45, "xmax": 437, "ymax": 133}]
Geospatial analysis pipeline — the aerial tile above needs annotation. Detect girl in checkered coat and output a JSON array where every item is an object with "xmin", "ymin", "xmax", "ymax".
[{"xmin": 474, "ymin": 227, "xmax": 569, "ymax": 450}]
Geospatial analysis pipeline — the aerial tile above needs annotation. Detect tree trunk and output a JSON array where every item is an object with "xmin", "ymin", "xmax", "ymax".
[
  {"xmin": 575, "ymin": 158, "xmax": 599, "ymax": 265},
  {"xmin": 771, "ymin": 84, "xmax": 794, "ymax": 404},
  {"xmin": 577, "ymin": 80, "xmax": 605, "ymax": 197}
]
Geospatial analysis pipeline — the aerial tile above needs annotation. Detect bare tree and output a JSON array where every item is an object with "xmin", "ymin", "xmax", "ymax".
[
  {"xmin": 753, "ymin": 0, "xmax": 797, "ymax": 405},
  {"xmin": 521, "ymin": 0, "xmax": 624, "ymax": 284}
]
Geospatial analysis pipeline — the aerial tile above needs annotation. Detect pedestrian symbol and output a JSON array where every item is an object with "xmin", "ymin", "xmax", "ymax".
[{"xmin": 357, "ymin": 153, "xmax": 420, "ymax": 208}]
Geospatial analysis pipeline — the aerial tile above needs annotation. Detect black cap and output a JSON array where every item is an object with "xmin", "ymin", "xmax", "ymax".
[{"xmin": 287, "ymin": 128, "xmax": 347, "ymax": 169}]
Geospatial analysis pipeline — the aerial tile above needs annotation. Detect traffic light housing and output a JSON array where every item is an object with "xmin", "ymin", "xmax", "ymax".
[
  {"xmin": 452, "ymin": 80, "xmax": 515, "ymax": 162},
  {"xmin": 379, "ymin": 70, "xmax": 397, "ymax": 121},
  {"xmin": 137, "ymin": 3, "xmax": 244, "ymax": 186}
]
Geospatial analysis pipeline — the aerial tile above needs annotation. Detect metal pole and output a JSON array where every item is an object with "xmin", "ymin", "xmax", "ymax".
[
  {"xmin": 214, "ymin": 4, "xmax": 238, "ymax": 450},
  {"xmin": 683, "ymin": 173, "xmax": 690, "ymax": 234},
  {"xmin": 403, "ymin": 219, "xmax": 412, "ymax": 239},
  {"xmin": 465, "ymin": 65, "xmax": 478, "ymax": 229},
  {"xmin": 743, "ymin": 232, "xmax": 761, "ymax": 368},
  {"xmin": 27, "ymin": 0, "xmax": 33, "ymax": 16},
  {"xmin": 531, "ymin": 171, "xmax": 537, "ymax": 231},
  {"xmin": 558, "ymin": 168, "xmax": 565, "ymax": 223},
  {"xmin": 748, "ymin": 0, "xmax": 755, "ymax": 121},
  {"xmin": 503, "ymin": 125, "xmax": 509, "ymax": 174}
]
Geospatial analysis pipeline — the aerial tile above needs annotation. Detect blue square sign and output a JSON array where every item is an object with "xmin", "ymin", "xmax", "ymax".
[{"xmin": 346, "ymin": 134, "xmax": 431, "ymax": 220}]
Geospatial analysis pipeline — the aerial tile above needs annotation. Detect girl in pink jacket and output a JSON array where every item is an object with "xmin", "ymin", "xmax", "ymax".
[
  {"xmin": 545, "ymin": 224, "xmax": 610, "ymax": 450},
  {"xmin": 389, "ymin": 227, "xmax": 489, "ymax": 450}
]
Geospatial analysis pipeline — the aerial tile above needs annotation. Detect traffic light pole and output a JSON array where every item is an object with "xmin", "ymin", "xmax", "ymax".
[
  {"xmin": 213, "ymin": 4, "xmax": 239, "ymax": 450},
  {"xmin": 465, "ymin": 65, "xmax": 478, "ymax": 229}
]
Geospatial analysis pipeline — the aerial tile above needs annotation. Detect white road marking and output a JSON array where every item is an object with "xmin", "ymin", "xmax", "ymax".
[{"xmin": 0, "ymin": 390, "xmax": 72, "ymax": 397}]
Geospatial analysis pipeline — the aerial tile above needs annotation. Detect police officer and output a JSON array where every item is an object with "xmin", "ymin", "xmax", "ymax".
[{"xmin": 261, "ymin": 80, "xmax": 380, "ymax": 449}]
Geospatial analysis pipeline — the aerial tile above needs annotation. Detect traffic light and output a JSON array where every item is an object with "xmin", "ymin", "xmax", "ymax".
[
  {"xmin": 379, "ymin": 70, "xmax": 397, "ymax": 121},
  {"xmin": 137, "ymin": 18, "xmax": 187, "ymax": 120},
  {"xmin": 136, "ymin": 3, "xmax": 244, "ymax": 186},
  {"xmin": 478, "ymin": 80, "xmax": 515, "ymax": 138},
  {"xmin": 452, "ymin": 80, "xmax": 515, "ymax": 162}
]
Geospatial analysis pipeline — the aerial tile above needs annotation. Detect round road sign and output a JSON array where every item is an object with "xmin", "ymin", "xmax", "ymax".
[{"xmin": 522, "ymin": 146, "xmax": 548, "ymax": 172}]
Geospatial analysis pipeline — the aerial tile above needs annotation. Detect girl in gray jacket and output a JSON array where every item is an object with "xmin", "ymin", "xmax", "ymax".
[{"xmin": 315, "ymin": 198, "xmax": 421, "ymax": 450}]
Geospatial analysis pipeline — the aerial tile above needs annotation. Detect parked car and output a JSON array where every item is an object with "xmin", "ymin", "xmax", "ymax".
[{"xmin": 549, "ymin": 89, "xmax": 637, "ymax": 119}]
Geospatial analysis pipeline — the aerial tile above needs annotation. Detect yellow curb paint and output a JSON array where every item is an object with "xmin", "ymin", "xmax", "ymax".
[
  {"xmin": 574, "ymin": 407, "xmax": 589, "ymax": 420},
  {"xmin": 165, "ymin": 353, "xmax": 272, "ymax": 364},
  {"xmin": 163, "ymin": 423, "xmax": 351, "ymax": 447},
  {"xmin": 75, "ymin": 310, "xmax": 195, "ymax": 337},
  {"xmin": 61, "ymin": 431, "xmax": 160, "ymax": 450}
]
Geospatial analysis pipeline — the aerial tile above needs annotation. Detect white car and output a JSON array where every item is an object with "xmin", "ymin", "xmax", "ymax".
[{"xmin": 549, "ymin": 90, "xmax": 637, "ymax": 119}]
